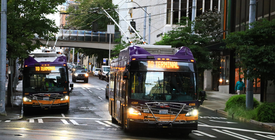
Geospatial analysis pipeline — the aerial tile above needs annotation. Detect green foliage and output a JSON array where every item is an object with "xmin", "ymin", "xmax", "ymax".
[
  {"xmin": 155, "ymin": 10, "xmax": 223, "ymax": 73},
  {"xmin": 225, "ymin": 95, "xmax": 260, "ymax": 111},
  {"xmin": 65, "ymin": 0, "xmax": 118, "ymax": 31},
  {"xmin": 226, "ymin": 104, "xmax": 257, "ymax": 120},
  {"xmin": 112, "ymin": 36, "xmax": 130, "ymax": 57},
  {"xmin": 256, "ymin": 102, "xmax": 275, "ymax": 123},
  {"xmin": 225, "ymin": 19, "xmax": 275, "ymax": 81},
  {"xmin": 6, "ymin": 0, "xmax": 64, "ymax": 60}
]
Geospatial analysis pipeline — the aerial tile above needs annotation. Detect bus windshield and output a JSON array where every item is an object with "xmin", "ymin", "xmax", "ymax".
[
  {"xmin": 130, "ymin": 71, "xmax": 196, "ymax": 102},
  {"xmin": 23, "ymin": 66, "xmax": 68, "ymax": 92}
]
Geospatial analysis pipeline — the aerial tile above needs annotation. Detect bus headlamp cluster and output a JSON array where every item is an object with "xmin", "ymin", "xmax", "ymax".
[
  {"xmin": 23, "ymin": 97, "xmax": 32, "ymax": 102},
  {"xmin": 185, "ymin": 109, "xmax": 198, "ymax": 117},
  {"xmin": 61, "ymin": 95, "xmax": 69, "ymax": 101},
  {"xmin": 128, "ymin": 108, "xmax": 141, "ymax": 116}
]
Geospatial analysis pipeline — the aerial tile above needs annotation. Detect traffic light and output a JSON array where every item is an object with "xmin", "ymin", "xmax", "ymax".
[{"xmin": 130, "ymin": 20, "xmax": 136, "ymax": 33}]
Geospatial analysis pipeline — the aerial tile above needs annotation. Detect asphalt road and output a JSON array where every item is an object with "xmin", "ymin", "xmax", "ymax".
[{"xmin": 0, "ymin": 73, "xmax": 274, "ymax": 140}]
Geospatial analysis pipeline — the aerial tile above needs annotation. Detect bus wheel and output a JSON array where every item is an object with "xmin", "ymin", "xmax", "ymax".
[{"xmin": 111, "ymin": 117, "xmax": 118, "ymax": 124}]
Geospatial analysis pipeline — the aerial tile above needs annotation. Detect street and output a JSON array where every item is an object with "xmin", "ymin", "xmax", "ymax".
[{"xmin": 0, "ymin": 73, "xmax": 274, "ymax": 140}]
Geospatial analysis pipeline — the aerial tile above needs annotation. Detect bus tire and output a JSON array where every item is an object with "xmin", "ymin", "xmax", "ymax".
[
  {"xmin": 111, "ymin": 117, "xmax": 118, "ymax": 124},
  {"xmin": 63, "ymin": 104, "xmax": 69, "ymax": 112}
]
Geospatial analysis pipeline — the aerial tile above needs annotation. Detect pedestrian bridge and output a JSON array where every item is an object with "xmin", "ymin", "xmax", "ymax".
[{"xmin": 35, "ymin": 29, "xmax": 121, "ymax": 50}]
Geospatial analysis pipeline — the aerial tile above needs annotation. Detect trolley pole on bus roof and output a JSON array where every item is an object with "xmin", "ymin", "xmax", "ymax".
[{"xmin": 0, "ymin": 0, "xmax": 7, "ymax": 115}]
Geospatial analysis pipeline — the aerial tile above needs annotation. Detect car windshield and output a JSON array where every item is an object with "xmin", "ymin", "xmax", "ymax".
[
  {"xmin": 130, "ymin": 71, "xmax": 197, "ymax": 102},
  {"xmin": 103, "ymin": 67, "xmax": 110, "ymax": 72},
  {"xmin": 23, "ymin": 66, "xmax": 68, "ymax": 92},
  {"xmin": 76, "ymin": 70, "xmax": 86, "ymax": 73},
  {"xmin": 95, "ymin": 68, "xmax": 100, "ymax": 71}
]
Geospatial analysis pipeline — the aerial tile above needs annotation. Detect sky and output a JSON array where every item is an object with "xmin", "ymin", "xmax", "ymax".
[{"xmin": 46, "ymin": 5, "xmax": 62, "ymax": 27}]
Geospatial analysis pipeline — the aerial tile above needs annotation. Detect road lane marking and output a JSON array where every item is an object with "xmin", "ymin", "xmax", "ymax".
[
  {"xmin": 200, "ymin": 116, "xmax": 227, "ymax": 120},
  {"xmin": 192, "ymin": 130, "xmax": 216, "ymax": 138},
  {"xmin": 70, "ymin": 120, "xmax": 79, "ymax": 125},
  {"xmin": 96, "ymin": 88, "xmax": 100, "ymax": 90},
  {"xmin": 29, "ymin": 119, "xmax": 34, "ymax": 123},
  {"xmin": 209, "ymin": 120, "xmax": 237, "ymax": 124},
  {"xmin": 222, "ymin": 130, "xmax": 257, "ymax": 140},
  {"xmin": 101, "ymin": 88, "xmax": 105, "ymax": 90},
  {"xmin": 61, "ymin": 119, "xmax": 70, "ymax": 124},
  {"xmin": 61, "ymin": 114, "xmax": 65, "ymax": 117},
  {"xmin": 192, "ymin": 133, "xmax": 203, "ymax": 136},
  {"xmin": 255, "ymin": 133, "xmax": 275, "ymax": 139},
  {"xmin": 104, "ymin": 121, "xmax": 120, "ymax": 128},
  {"xmin": 199, "ymin": 124, "xmax": 275, "ymax": 135},
  {"xmin": 95, "ymin": 121, "xmax": 111, "ymax": 127},
  {"xmin": 38, "ymin": 119, "xmax": 43, "ymax": 123},
  {"xmin": 5, "ymin": 120, "xmax": 11, "ymax": 122},
  {"xmin": 98, "ymin": 96, "xmax": 103, "ymax": 100}
]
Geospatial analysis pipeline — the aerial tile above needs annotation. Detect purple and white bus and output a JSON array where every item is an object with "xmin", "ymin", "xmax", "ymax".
[
  {"xmin": 107, "ymin": 45, "xmax": 206, "ymax": 134},
  {"xmin": 22, "ymin": 50, "xmax": 73, "ymax": 112}
]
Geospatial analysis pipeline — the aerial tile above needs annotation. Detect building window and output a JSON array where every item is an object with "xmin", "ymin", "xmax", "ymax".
[{"xmin": 219, "ymin": 55, "xmax": 230, "ymax": 85}]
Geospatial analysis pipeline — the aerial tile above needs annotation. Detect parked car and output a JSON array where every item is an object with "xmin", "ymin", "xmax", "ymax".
[
  {"xmin": 105, "ymin": 84, "xmax": 109, "ymax": 99},
  {"xmin": 72, "ymin": 69, "xmax": 89, "ymax": 83},
  {"xmin": 93, "ymin": 68, "xmax": 101, "ymax": 76},
  {"xmin": 98, "ymin": 66, "xmax": 110, "ymax": 80}
]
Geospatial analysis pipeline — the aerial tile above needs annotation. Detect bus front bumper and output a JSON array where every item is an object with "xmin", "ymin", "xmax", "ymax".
[
  {"xmin": 128, "ymin": 119, "xmax": 198, "ymax": 130},
  {"xmin": 23, "ymin": 103, "xmax": 69, "ymax": 110}
]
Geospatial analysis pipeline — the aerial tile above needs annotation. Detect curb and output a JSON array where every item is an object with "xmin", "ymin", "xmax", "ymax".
[{"xmin": 200, "ymin": 105, "xmax": 275, "ymax": 132}]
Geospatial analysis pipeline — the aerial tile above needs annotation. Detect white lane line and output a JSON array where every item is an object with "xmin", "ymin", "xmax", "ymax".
[
  {"xmin": 255, "ymin": 133, "xmax": 275, "ymax": 139},
  {"xmin": 61, "ymin": 114, "xmax": 65, "ymax": 117},
  {"xmin": 38, "ymin": 119, "xmax": 43, "ymax": 123},
  {"xmin": 193, "ymin": 130, "xmax": 216, "ymax": 138},
  {"xmin": 96, "ymin": 88, "xmax": 100, "ymax": 90},
  {"xmin": 193, "ymin": 133, "xmax": 203, "ymax": 136},
  {"xmin": 29, "ymin": 119, "xmax": 34, "ymax": 123},
  {"xmin": 199, "ymin": 124, "xmax": 275, "ymax": 135},
  {"xmin": 82, "ymin": 87, "xmax": 85, "ymax": 89},
  {"xmin": 268, "ymin": 135, "xmax": 275, "ymax": 139},
  {"xmin": 104, "ymin": 121, "xmax": 120, "ymax": 128},
  {"xmin": 209, "ymin": 120, "xmax": 237, "ymax": 124},
  {"xmin": 212, "ymin": 129, "xmax": 254, "ymax": 140},
  {"xmin": 61, "ymin": 119, "xmax": 70, "ymax": 125},
  {"xmin": 101, "ymin": 88, "xmax": 105, "ymax": 90},
  {"xmin": 98, "ymin": 96, "xmax": 103, "ymax": 100},
  {"xmin": 222, "ymin": 130, "xmax": 257, "ymax": 140},
  {"xmin": 88, "ymin": 90, "xmax": 92, "ymax": 93},
  {"xmin": 5, "ymin": 120, "xmax": 11, "ymax": 122},
  {"xmin": 95, "ymin": 121, "xmax": 111, "ymax": 127},
  {"xmin": 69, "ymin": 120, "xmax": 79, "ymax": 125}
]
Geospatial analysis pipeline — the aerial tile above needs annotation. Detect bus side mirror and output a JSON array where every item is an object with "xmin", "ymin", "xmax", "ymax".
[
  {"xmin": 200, "ymin": 91, "xmax": 206, "ymax": 104},
  {"xmin": 70, "ymin": 84, "xmax": 74, "ymax": 91},
  {"xmin": 123, "ymin": 71, "xmax": 129, "ymax": 80}
]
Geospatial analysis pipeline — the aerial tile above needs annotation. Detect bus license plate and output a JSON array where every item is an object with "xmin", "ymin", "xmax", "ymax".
[
  {"xmin": 43, "ymin": 97, "xmax": 49, "ymax": 100},
  {"xmin": 159, "ymin": 110, "xmax": 168, "ymax": 114}
]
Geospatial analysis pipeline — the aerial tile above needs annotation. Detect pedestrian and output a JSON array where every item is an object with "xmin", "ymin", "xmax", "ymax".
[{"xmin": 235, "ymin": 78, "xmax": 245, "ymax": 95}]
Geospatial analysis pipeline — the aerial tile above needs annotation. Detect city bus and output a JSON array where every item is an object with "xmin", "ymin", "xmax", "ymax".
[
  {"xmin": 22, "ymin": 48, "xmax": 73, "ymax": 112},
  {"xmin": 107, "ymin": 45, "xmax": 206, "ymax": 134}
]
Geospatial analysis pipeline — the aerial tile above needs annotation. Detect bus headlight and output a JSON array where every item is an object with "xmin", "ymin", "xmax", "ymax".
[
  {"xmin": 74, "ymin": 73, "xmax": 78, "ymax": 76},
  {"xmin": 23, "ymin": 97, "xmax": 32, "ymax": 102},
  {"xmin": 85, "ymin": 73, "xmax": 89, "ymax": 77},
  {"xmin": 61, "ymin": 96, "xmax": 69, "ymax": 101},
  {"xmin": 128, "ymin": 108, "xmax": 141, "ymax": 116},
  {"xmin": 186, "ymin": 109, "xmax": 198, "ymax": 116}
]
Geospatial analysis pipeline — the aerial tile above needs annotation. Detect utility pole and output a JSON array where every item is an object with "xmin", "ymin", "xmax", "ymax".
[
  {"xmin": 143, "ymin": 7, "xmax": 147, "ymax": 42},
  {"xmin": 191, "ymin": 0, "xmax": 197, "ymax": 32},
  {"xmin": 0, "ymin": 0, "xmax": 7, "ymax": 115},
  {"xmin": 72, "ymin": 48, "xmax": 75, "ymax": 65},
  {"xmin": 246, "ymin": 0, "xmax": 256, "ymax": 110}
]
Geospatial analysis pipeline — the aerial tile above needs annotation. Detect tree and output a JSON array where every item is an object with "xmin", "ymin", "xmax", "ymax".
[
  {"xmin": 225, "ymin": 19, "xmax": 275, "ymax": 101},
  {"xmin": 155, "ymin": 10, "xmax": 223, "ymax": 89},
  {"xmin": 65, "ymin": 0, "xmax": 118, "ymax": 31},
  {"xmin": 5, "ymin": 0, "xmax": 65, "ymax": 106}
]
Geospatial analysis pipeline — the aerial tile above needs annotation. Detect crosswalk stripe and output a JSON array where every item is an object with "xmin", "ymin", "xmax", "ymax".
[
  {"xmin": 193, "ymin": 133, "xmax": 203, "ymax": 136},
  {"xmin": 255, "ymin": 134, "xmax": 275, "ymax": 139},
  {"xmin": 38, "ymin": 119, "xmax": 43, "ymax": 123},
  {"xmin": 104, "ymin": 121, "xmax": 120, "ymax": 128},
  {"xmin": 70, "ymin": 120, "xmax": 79, "ymax": 125},
  {"xmin": 193, "ymin": 130, "xmax": 216, "ymax": 138},
  {"xmin": 5, "ymin": 120, "xmax": 11, "ymax": 122},
  {"xmin": 61, "ymin": 119, "xmax": 70, "ymax": 124},
  {"xmin": 222, "ymin": 130, "xmax": 257, "ymax": 140},
  {"xmin": 29, "ymin": 119, "xmax": 34, "ymax": 123},
  {"xmin": 96, "ymin": 121, "xmax": 111, "ymax": 127},
  {"xmin": 101, "ymin": 88, "xmax": 105, "ymax": 90},
  {"xmin": 213, "ymin": 129, "xmax": 254, "ymax": 140}
]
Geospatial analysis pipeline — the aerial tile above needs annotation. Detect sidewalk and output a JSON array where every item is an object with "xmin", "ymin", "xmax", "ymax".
[
  {"xmin": 200, "ymin": 91, "xmax": 275, "ymax": 132},
  {"xmin": 0, "ymin": 81, "xmax": 22, "ymax": 120}
]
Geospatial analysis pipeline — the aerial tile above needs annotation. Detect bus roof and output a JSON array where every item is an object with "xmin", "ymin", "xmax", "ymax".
[{"xmin": 24, "ymin": 55, "xmax": 67, "ymax": 67}]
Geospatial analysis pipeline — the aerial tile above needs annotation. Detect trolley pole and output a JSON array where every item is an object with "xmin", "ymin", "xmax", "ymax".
[
  {"xmin": 0, "ymin": 0, "xmax": 7, "ymax": 115},
  {"xmin": 246, "ymin": 0, "xmax": 256, "ymax": 110}
]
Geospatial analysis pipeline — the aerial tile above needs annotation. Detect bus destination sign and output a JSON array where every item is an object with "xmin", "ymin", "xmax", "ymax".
[
  {"xmin": 148, "ymin": 61, "xmax": 179, "ymax": 69},
  {"xmin": 35, "ymin": 66, "xmax": 56, "ymax": 71}
]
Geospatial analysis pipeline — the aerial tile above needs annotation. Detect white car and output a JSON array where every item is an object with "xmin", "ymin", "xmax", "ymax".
[
  {"xmin": 93, "ymin": 68, "xmax": 101, "ymax": 76},
  {"xmin": 98, "ymin": 66, "xmax": 110, "ymax": 80}
]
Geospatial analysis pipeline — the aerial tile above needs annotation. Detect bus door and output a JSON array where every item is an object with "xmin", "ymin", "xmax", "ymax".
[{"xmin": 115, "ymin": 71, "xmax": 121, "ymax": 121}]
